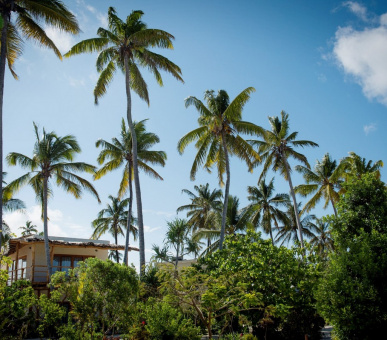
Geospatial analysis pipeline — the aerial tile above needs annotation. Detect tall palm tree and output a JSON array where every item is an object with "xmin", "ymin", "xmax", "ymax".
[
  {"xmin": 94, "ymin": 119, "xmax": 166, "ymax": 266},
  {"xmin": 177, "ymin": 183, "xmax": 222, "ymax": 247},
  {"xmin": 91, "ymin": 195, "xmax": 137, "ymax": 264},
  {"xmin": 341, "ymin": 152, "xmax": 383, "ymax": 181},
  {"xmin": 252, "ymin": 111, "xmax": 318, "ymax": 248},
  {"xmin": 274, "ymin": 202, "xmax": 316, "ymax": 247},
  {"xmin": 5, "ymin": 122, "xmax": 100, "ymax": 279},
  {"xmin": 19, "ymin": 220, "xmax": 38, "ymax": 236},
  {"xmin": 295, "ymin": 153, "xmax": 343, "ymax": 216},
  {"xmin": 64, "ymin": 7, "xmax": 183, "ymax": 274},
  {"xmin": 0, "ymin": 0, "xmax": 80, "ymax": 251},
  {"xmin": 245, "ymin": 177, "xmax": 289, "ymax": 245},
  {"xmin": 178, "ymin": 88, "xmax": 263, "ymax": 250}
]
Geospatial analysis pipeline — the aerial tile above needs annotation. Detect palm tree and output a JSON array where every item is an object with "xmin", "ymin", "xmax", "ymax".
[
  {"xmin": 0, "ymin": 0, "xmax": 80, "ymax": 251},
  {"xmin": 178, "ymin": 88, "xmax": 263, "ymax": 250},
  {"xmin": 308, "ymin": 219, "xmax": 334, "ymax": 257},
  {"xmin": 152, "ymin": 218, "xmax": 200, "ymax": 269},
  {"xmin": 19, "ymin": 220, "xmax": 38, "ymax": 236},
  {"xmin": 252, "ymin": 111, "xmax": 318, "ymax": 248},
  {"xmin": 177, "ymin": 183, "xmax": 222, "ymax": 247},
  {"xmin": 341, "ymin": 152, "xmax": 383, "ymax": 181},
  {"xmin": 274, "ymin": 202, "xmax": 316, "ymax": 247},
  {"xmin": 108, "ymin": 250, "xmax": 123, "ymax": 263},
  {"xmin": 295, "ymin": 153, "xmax": 343, "ymax": 216},
  {"xmin": 3, "ymin": 172, "xmax": 25, "ymax": 213},
  {"xmin": 94, "ymin": 119, "xmax": 166, "ymax": 266},
  {"xmin": 91, "ymin": 195, "xmax": 137, "ymax": 264},
  {"xmin": 245, "ymin": 177, "xmax": 289, "ymax": 245},
  {"xmin": 194, "ymin": 195, "xmax": 251, "ymax": 255},
  {"xmin": 64, "ymin": 7, "xmax": 183, "ymax": 275},
  {"xmin": 5, "ymin": 122, "xmax": 100, "ymax": 279}
]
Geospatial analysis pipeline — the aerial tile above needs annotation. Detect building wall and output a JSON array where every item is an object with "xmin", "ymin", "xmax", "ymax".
[{"xmin": 7, "ymin": 242, "xmax": 109, "ymax": 283}]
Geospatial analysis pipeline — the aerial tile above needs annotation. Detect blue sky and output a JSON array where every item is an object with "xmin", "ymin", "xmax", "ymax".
[{"xmin": 4, "ymin": 0, "xmax": 387, "ymax": 270}]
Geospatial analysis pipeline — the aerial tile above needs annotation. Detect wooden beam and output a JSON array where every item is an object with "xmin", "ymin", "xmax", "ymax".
[
  {"xmin": 31, "ymin": 244, "xmax": 36, "ymax": 283},
  {"xmin": 15, "ymin": 242, "xmax": 20, "ymax": 282}
]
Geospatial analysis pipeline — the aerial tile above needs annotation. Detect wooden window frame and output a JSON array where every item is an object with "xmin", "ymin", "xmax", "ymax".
[{"xmin": 52, "ymin": 254, "xmax": 94, "ymax": 273}]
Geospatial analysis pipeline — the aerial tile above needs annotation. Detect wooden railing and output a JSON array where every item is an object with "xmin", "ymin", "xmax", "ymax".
[{"xmin": 7, "ymin": 265, "xmax": 73, "ymax": 286}]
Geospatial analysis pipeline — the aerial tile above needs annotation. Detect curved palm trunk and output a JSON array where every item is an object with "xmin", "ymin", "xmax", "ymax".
[
  {"xmin": 43, "ymin": 177, "xmax": 52, "ymax": 281},
  {"xmin": 219, "ymin": 131, "xmax": 230, "ymax": 250},
  {"xmin": 283, "ymin": 159, "xmax": 304, "ymax": 248},
  {"xmin": 269, "ymin": 216, "xmax": 276, "ymax": 247},
  {"xmin": 0, "ymin": 12, "xmax": 10, "ymax": 251},
  {"xmin": 330, "ymin": 197, "xmax": 338, "ymax": 217},
  {"xmin": 114, "ymin": 231, "xmax": 119, "ymax": 263},
  {"xmin": 123, "ymin": 162, "xmax": 133, "ymax": 266},
  {"xmin": 124, "ymin": 56, "xmax": 145, "ymax": 275}
]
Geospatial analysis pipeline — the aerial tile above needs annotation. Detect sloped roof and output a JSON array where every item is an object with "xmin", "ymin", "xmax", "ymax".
[{"xmin": 5, "ymin": 235, "xmax": 139, "ymax": 256}]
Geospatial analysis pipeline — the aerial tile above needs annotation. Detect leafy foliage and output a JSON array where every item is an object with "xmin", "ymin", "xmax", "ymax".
[
  {"xmin": 316, "ymin": 174, "xmax": 387, "ymax": 340},
  {"xmin": 195, "ymin": 232, "xmax": 324, "ymax": 339},
  {"xmin": 51, "ymin": 258, "xmax": 139, "ymax": 338}
]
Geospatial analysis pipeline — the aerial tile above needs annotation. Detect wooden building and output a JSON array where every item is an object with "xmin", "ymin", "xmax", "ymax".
[{"xmin": 4, "ymin": 235, "xmax": 139, "ymax": 295}]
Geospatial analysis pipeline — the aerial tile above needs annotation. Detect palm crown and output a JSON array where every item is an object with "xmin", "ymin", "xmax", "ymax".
[
  {"xmin": 64, "ymin": 7, "xmax": 183, "ymax": 104},
  {"xmin": 5, "ymin": 122, "xmax": 100, "ymax": 277},
  {"xmin": 6, "ymin": 123, "xmax": 100, "ymax": 203},
  {"xmin": 177, "ymin": 183, "xmax": 223, "ymax": 233},
  {"xmin": 95, "ymin": 119, "xmax": 166, "ymax": 198},
  {"xmin": 245, "ymin": 177, "xmax": 289, "ymax": 245},
  {"xmin": 295, "ymin": 153, "xmax": 343, "ymax": 216},
  {"xmin": 178, "ymin": 88, "xmax": 262, "ymax": 185},
  {"xmin": 0, "ymin": 0, "xmax": 80, "ymax": 78},
  {"xmin": 91, "ymin": 195, "xmax": 137, "ymax": 264}
]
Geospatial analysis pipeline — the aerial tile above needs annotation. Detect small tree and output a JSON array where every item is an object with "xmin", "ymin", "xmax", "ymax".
[
  {"xmin": 51, "ymin": 258, "xmax": 138, "ymax": 338},
  {"xmin": 152, "ymin": 218, "xmax": 201, "ymax": 269}
]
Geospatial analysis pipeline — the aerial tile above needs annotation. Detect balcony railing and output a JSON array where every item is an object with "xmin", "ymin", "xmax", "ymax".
[{"xmin": 7, "ymin": 265, "xmax": 73, "ymax": 286}]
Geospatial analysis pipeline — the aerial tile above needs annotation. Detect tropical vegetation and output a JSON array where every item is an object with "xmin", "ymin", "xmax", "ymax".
[
  {"xmin": 0, "ymin": 0, "xmax": 80, "ymax": 251},
  {"xmin": 5, "ymin": 123, "xmax": 100, "ymax": 279},
  {"xmin": 178, "ymin": 88, "xmax": 263, "ymax": 250},
  {"xmin": 64, "ymin": 7, "xmax": 183, "ymax": 275},
  {"xmin": 0, "ymin": 4, "xmax": 385, "ymax": 340},
  {"xmin": 94, "ymin": 119, "xmax": 165, "ymax": 265}
]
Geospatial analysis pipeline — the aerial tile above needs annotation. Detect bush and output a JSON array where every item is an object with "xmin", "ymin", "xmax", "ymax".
[{"xmin": 126, "ymin": 298, "xmax": 201, "ymax": 340}]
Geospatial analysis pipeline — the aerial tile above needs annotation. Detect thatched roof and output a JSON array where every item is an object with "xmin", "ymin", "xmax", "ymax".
[{"xmin": 6, "ymin": 236, "xmax": 139, "ymax": 256}]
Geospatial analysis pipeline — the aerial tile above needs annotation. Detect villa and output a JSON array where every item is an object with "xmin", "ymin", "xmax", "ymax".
[{"xmin": 4, "ymin": 235, "xmax": 139, "ymax": 295}]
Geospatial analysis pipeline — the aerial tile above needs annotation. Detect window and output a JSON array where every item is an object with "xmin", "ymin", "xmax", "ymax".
[{"xmin": 52, "ymin": 255, "xmax": 92, "ymax": 274}]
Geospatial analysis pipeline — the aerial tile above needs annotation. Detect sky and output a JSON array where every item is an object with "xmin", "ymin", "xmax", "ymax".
[{"xmin": 3, "ymin": 0, "xmax": 387, "ymax": 271}]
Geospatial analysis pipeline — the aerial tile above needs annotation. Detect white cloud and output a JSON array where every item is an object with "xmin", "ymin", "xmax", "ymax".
[
  {"xmin": 317, "ymin": 73, "xmax": 327, "ymax": 82},
  {"xmin": 381, "ymin": 13, "xmax": 387, "ymax": 26},
  {"xmin": 44, "ymin": 26, "xmax": 75, "ymax": 54},
  {"xmin": 144, "ymin": 225, "xmax": 161, "ymax": 233},
  {"xmin": 86, "ymin": 4, "xmax": 107, "ymax": 27},
  {"xmin": 143, "ymin": 209, "xmax": 175, "ymax": 218},
  {"xmin": 65, "ymin": 74, "xmax": 85, "ymax": 88},
  {"xmin": 363, "ymin": 123, "xmax": 377, "ymax": 135},
  {"xmin": 343, "ymin": 1, "xmax": 368, "ymax": 21},
  {"xmin": 4, "ymin": 205, "xmax": 90, "ymax": 239},
  {"xmin": 332, "ymin": 22, "xmax": 387, "ymax": 106}
]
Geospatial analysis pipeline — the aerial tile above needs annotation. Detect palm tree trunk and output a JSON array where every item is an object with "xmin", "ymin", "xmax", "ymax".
[
  {"xmin": 0, "ymin": 12, "xmax": 10, "ymax": 251},
  {"xmin": 123, "ymin": 162, "xmax": 133, "ymax": 266},
  {"xmin": 115, "ymin": 232, "xmax": 119, "ymax": 263},
  {"xmin": 330, "ymin": 197, "xmax": 338, "ymax": 217},
  {"xmin": 43, "ymin": 176, "xmax": 52, "ymax": 281},
  {"xmin": 219, "ymin": 131, "xmax": 230, "ymax": 250},
  {"xmin": 283, "ymin": 159, "xmax": 304, "ymax": 248},
  {"xmin": 124, "ymin": 55, "xmax": 145, "ymax": 275}
]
